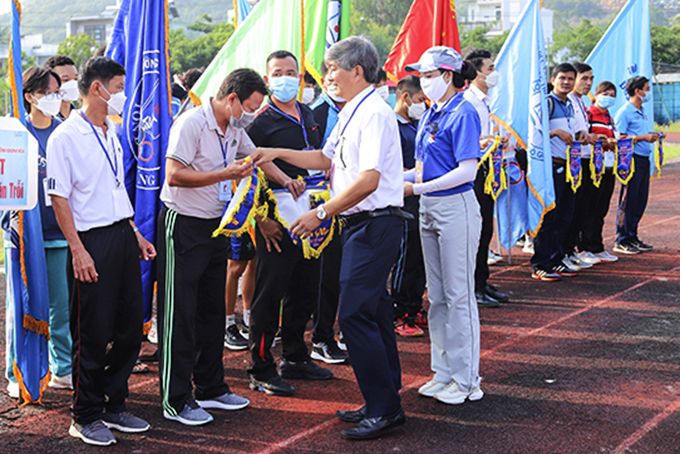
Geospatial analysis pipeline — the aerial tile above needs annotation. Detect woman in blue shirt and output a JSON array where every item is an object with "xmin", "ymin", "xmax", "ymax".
[
  {"xmin": 23, "ymin": 66, "xmax": 72, "ymax": 390},
  {"xmin": 404, "ymin": 47, "xmax": 483, "ymax": 405}
]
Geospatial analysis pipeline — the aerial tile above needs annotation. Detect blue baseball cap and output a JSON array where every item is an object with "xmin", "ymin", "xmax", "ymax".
[{"xmin": 404, "ymin": 46, "xmax": 463, "ymax": 73}]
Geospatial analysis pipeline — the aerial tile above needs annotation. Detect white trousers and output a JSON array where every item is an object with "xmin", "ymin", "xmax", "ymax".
[{"xmin": 420, "ymin": 190, "xmax": 482, "ymax": 392}]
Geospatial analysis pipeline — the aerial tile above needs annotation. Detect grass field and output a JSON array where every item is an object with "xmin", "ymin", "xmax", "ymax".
[{"xmin": 655, "ymin": 121, "xmax": 680, "ymax": 133}]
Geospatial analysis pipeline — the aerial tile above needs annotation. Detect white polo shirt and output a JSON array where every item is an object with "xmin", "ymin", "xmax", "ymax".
[
  {"xmin": 46, "ymin": 110, "xmax": 134, "ymax": 232},
  {"xmin": 463, "ymin": 85, "xmax": 493, "ymax": 136},
  {"xmin": 160, "ymin": 100, "xmax": 256, "ymax": 219},
  {"xmin": 322, "ymin": 86, "xmax": 404, "ymax": 215},
  {"xmin": 568, "ymin": 93, "xmax": 592, "ymax": 158}
]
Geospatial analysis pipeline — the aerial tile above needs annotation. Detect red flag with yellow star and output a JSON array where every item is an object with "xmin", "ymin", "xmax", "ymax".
[{"xmin": 384, "ymin": 0, "xmax": 461, "ymax": 83}]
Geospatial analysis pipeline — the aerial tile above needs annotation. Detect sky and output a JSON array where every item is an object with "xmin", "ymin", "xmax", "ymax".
[{"xmin": 0, "ymin": 1, "xmax": 10, "ymax": 16}]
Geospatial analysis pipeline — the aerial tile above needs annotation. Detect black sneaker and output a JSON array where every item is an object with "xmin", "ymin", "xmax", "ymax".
[
  {"xmin": 613, "ymin": 242, "xmax": 641, "ymax": 255},
  {"xmin": 311, "ymin": 341, "xmax": 349, "ymax": 364},
  {"xmin": 337, "ymin": 332, "xmax": 347, "ymax": 351},
  {"xmin": 279, "ymin": 358, "xmax": 334, "ymax": 380},
  {"xmin": 475, "ymin": 291, "xmax": 499, "ymax": 308},
  {"xmin": 531, "ymin": 267, "xmax": 561, "ymax": 281},
  {"xmin": 552, "ymin": 264, "xmax": 578, "ymax": 277},
  {"xmin": 249, "ymin": 374, "xmax": 294, "ymax": 396},
  {"xmin": 224, "ymin": 324, "xmax": 249, "ymax": 350},
  {"xmin": 631, "ymin": 239, "xmax": 653, "ymax": 251},
  {"xmin": 240, "ymin": 325, "xmax": 249, "ymax": 340}
]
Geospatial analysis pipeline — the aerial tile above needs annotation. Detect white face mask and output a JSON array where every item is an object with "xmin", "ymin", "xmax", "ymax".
[
  {"xmin": 32, "ymin": 94, "xmax": 62, "ymax": 117},
  {"xmin": 229, "ymin": 99, "xmax": 256, "ymax": 129},
  {"xmin": 407, "ymin": 97, "xmax": 427, "ymax": 120},
  {"xmin": 482, "ymin": 70, "xmax": 499, "ymax": 88},
  {"xmin": 100, "ymin": 85, "xmax": 126, "ymax": 116},
  {"xmin": 302, "ymin": 87, "xmax": 315, "ymax": 104},
  {"xmin": 421, "ymin": 74, "xmax": 451, "ymax": 102},
  {"xmin": 376, "ymin": 85, "xmax": 389, "ymax": 101},
  {"xmin": 327, "ymin": 84, "xmax": 345, "ymax": 103},
  {"xmin": 61, "ymin": 79, "xmax": 80, "ymax": 102}
]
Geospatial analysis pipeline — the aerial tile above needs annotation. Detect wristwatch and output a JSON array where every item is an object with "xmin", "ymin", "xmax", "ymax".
[{"xmin": 316, "ymin": 204, "xmax": 328, "ymax": 221}]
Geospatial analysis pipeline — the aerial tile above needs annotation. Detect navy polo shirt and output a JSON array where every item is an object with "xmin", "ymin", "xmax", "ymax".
[
  {"xmin": 396, "ymin": 113, "xmax": 418, "ymax": 170},
  {"xmin": 415, "ymin": 92, "xmax": 481, "ymax": 196},
  {"xmin": 615, "ymin": 101, "xmax": 653, "ymax": 157}
]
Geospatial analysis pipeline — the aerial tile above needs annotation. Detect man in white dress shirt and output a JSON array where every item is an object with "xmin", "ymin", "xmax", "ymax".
[
  {"xmin": 463, "ymin": 48, "xmax": 509, "ymax": 307},
  {"xmin": 253, "ymin": 36, "xmax": 407, "ymax": 440},
  {"xmin": 47, "ymin": 57, "xmax": 156, "ymax": 446}
]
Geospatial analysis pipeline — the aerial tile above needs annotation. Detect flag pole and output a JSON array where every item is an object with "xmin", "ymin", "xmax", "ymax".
[{"xmin": 505, "ymin": 153, "xmax": 512, "ymax": 265}]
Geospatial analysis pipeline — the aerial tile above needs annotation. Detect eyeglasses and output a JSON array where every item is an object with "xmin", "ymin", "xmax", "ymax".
[{"xmin": 35, "ymin": 90, "xmax": 66, "ymax": 101}]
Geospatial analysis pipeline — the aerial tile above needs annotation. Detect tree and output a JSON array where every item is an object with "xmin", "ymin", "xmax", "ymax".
[
  {"xmin": 169, "ymin": 15, "xmax": 235, "ymax": 75},
  {"xmin": 349, "ymin": 0, "xmax": 412, "ymax": 63},
  {"xmin": 651, "ymin": 25, "xmax": 680, "ymax": 65},
  {"xmin": 460, "ymin": 27, "xmax": 510, "ymax": 58},
  {"xmin": 57, "ymin": 34, "xmax": 96, "ymax": 69},
  {"xmin": 548, "ymin": 19, "xmax": 605, "ymax": 65}
]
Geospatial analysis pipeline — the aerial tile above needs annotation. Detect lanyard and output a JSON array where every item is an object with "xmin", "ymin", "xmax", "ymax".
[
  {"xmin": 336, "ymin": 88, "xmax": 375, "ymax": 167},
  {"xmin": 553, "ymin": 95, "xmax": 574, "ymax": 130},
  {"xmin": 573, "ymin": 96, "xmax": 589, "ymax": 128},
  {"xmin": 27, "ymin": 119, "xmax": 55, "ymax": 155},
  {"xmin": 268, "ymin": 101, "xmax": 311, "ymax": 149},
  {"xmin": 416, "ymin": 95, "xmax": 464, "ymax": 163},
  {"xmin": 215, "ymin": 131, "xmax": 228, "ymax": 166},
  {"xmin": 80, "ymin": 112, "xmax": 120, "ymax": 187},
  {"xmin": 406, "ymin": 122, "xmax": 417, "ymax": 134}
]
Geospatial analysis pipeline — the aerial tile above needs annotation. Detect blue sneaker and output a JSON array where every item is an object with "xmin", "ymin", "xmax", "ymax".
[{"xmin": 163, "ymin": 400, "xmax": 213, "ymax": 426}]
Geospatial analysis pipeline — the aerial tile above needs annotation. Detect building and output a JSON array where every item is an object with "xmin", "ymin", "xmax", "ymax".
[
  {"xmin": 0, "ymin": 34, "xmax": 59, "ymax": 69},
  {"xmin": 67, "ymin": 1, "xmax": 121, "ymax": 45},
  {"xmin": 458, "ymin": 0, "xmax": 553, "ymax": 43}
]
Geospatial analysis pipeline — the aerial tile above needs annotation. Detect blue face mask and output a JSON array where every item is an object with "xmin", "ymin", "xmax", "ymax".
[
  {"xmin": 596, "ymin": 94, "xmax": 616, "ymax": 109},
  {"xmin": 270, "ymin": 76, "xmax": 300, "ymax": 103},
  {"xmin": 640, "ymin": 90, "xmax": 651, "ymax": 104}
]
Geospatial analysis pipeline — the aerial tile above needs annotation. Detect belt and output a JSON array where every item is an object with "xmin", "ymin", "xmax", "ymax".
[
  {"xmin": 552, "ymin": 157, "xmax": 566, "ymax": 167},
  {"xmin": 338, "ymin": 206, "xmax": 413, "ymax": 228}
]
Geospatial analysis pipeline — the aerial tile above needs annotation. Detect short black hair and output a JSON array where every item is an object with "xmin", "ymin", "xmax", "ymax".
[
  {"xmin": 303, "ymin": 72, "xmax": 317, "ymax": 86},
  {"xmin": 44, "ymin": 55, "xmax": 76, "ymax": 70},
  {"xmin": 595, "ymin": 81, "xmax": 616, "ymax": 96},
  {"xmin": 465, "ymin": 48, "xmax": 492, "ymax": 72},
  {"xmin": 22, "ymin": 65, "xmax": 62, "ymax": 113},
  {"xmin": 626, "ymin": 76, "xmax": 649, "ymax": 97},
  {"xmin": 78, "ymin": 57, "xmax": 126, "ymax": 96},
  {"xmin": 396, "ymin": 75, "xmax": 422, "ymax": 98},
  {"xmin": 216, "ymin": 68, "xmax": 269, "ymax": 101},
  {"xmin": 572, "ymin": 62, "xmax": 592, "ymax": 74},
  {"xmin": 266, "ymin": 50, "xmax": 298, "ymax": 68},
  {"xmin": 183, "ymin": 68, "xmax": 203, "ymax": 90},
  {"xmin": 551, "ymin": 63, "xmax": 577, "ymax": 79},
  {"xmin": 376, "ymin": 68, "xmax": 387, "ymax": 83}
]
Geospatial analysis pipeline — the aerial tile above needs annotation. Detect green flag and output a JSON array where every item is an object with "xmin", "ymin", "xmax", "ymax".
[{"xmin": 192, "ymin": 0, "xmax": 351, "ymax": 102}]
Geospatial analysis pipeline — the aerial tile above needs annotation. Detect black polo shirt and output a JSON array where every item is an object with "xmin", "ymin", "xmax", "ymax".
[{"xmin": 246, "ymin": 99, "xmax": 322, "ymax": 189}]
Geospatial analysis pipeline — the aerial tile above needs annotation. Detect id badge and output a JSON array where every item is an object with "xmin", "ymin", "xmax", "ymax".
[
  {"xmin": 218, "ymin": 180, "xmax": 232, "ymax": 202},
  {"xmin": 415, "ymin": 161, "xmax": 423, "ymax": 184},
  {"xmin": 43, "ymin": 179, "xmax": 52, "ymax": 207}
]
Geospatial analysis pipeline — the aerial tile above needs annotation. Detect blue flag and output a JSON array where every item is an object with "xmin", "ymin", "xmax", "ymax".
[
  {"xmin": 490, "ymin": 0, "xmax": 554, "ymax": 249},
  {"xmin": 107, "ymin": 0, "xmax": 173, "ymax": 334},
  {"xmin": 235, "ymin": 0, "xmax": 253, "ymax": 27},
  {"xmin": 586, "ymin": 0, "xmax": 653, "ymax": 175},
  {"xmin": 5, "ymin": 0, "xmax": 51, "ymax": 404}
]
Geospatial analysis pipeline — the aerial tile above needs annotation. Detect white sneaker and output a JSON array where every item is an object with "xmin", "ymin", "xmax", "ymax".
[
  {"xmin": 148, "ymin": 316, "xmax": 158, "ymax": 344},
  {"xmin": 593, "ymin": 251, "xmax": 618, "ymax": 262},
  {"xmin": 576, "ymin": 251, "xmax": 601, "ymax": 264},
  {"xmin": 7, "ymin": 381, "xmax": 19, "ymax": 398},
  {"xmin": 418, "ymin": 379, "xmax": 447, "ymax": 397},
  {"xmin": 433, "ymin": 380, "xmax": 484, "ymax": 405},
  {"xmin": 522, "ymin": 237, "xmax": 534, "ymax": 254},
  {"xmin": 49, "ymin": 373, "xmax": 73, "ymax": 390},
  {"xmin": 562, "ymin": 256, "xmax": 581, "ymax": 272},
  {"xmin": 570, "ymin": 254, "xmax": 593, "ymax": 269}
]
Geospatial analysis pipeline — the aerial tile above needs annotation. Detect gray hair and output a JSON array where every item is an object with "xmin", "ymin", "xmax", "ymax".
[{"xmin": 325, "ymin": 36, "xmax": 380, "ymax": 84}]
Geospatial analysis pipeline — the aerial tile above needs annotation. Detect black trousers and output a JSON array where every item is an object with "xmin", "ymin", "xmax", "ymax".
[
  {"xmin": 157, "ymin": 206, "xmax": 230, "ymax": 415},
  {"xmin": 312, "ymin": 233, "xmax": 342, "ymax": 344},
  {"xmin": 564, "ymin": 158, "xmax": 596, "ymax": 255},
  {"xmin": 616, "ymin": 154, "xmax": 650, "ymax": 245},
  {"xmin": 473, "ymin": 165, "xmax": 495, "ymax": 291},
  {"xmin": 579, "ymin": 168, "xmax": 616, "ymax": 253},
  {"xmin": 531, "ymin": 164, "xmax": 576, "ymax": 270},
  {"xmin": 391, "ymin": 195, "xmax": 425, "ymax": 319},
  {"xmin": 339, "ymin": 216, "xmax": 402, "ymax": 419},
  {"xmin": 69, "ymin": 219, "xmax": 143, "ymax": 425},
  {"xmin": 248, "ymin": 222, "xmax": 320, "ymax": 380}
]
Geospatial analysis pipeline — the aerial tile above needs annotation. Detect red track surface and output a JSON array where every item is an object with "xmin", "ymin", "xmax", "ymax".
[{"xmin": 1, "ymin": 164, "xmax": 679, "ymax": 454}]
